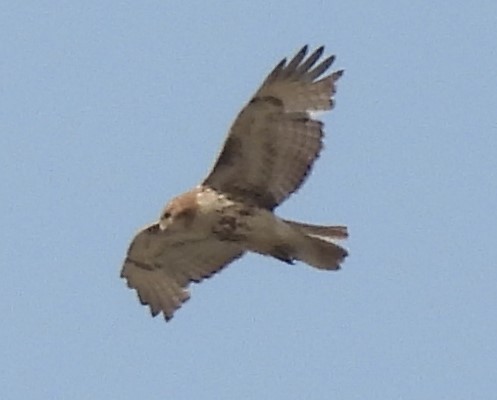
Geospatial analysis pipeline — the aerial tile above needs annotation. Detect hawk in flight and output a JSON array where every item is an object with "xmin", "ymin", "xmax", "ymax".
[{"xmin": 121, "ymin": 45, "xmax": 348, "ymax": 321}]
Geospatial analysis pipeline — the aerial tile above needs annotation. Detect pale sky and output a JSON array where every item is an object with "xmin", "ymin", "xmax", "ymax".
[{"xmin": 2, "ymin": 1, "xmax": 497, "ymax": 399}]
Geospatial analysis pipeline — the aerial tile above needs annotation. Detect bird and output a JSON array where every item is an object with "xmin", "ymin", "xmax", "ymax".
[{"xmin": 121, "ymin": 45, "xmax": 348, "ymax": 321}]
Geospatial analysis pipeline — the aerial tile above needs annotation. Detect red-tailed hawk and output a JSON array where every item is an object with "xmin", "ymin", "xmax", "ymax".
[{"xmin": 121, "ymin": 45, "xmax": 348, "ymax": 321}]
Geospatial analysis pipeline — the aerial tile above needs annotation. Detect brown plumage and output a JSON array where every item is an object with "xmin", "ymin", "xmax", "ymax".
[{"xmin": 121, "ymin": 45, "xmax": 348, "ymax": 321}]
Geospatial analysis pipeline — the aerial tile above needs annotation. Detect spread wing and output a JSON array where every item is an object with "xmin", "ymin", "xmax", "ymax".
[
  {"xmin": 121, "ymin": 223, "xmax": 245, "ymax": 321},
  {"xmin": 203, "ymin": 45, "xmax": 343, "ymax": 210}
]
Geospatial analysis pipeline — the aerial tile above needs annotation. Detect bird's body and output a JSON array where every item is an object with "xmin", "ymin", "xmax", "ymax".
[{"xmin": 121, "ymin": 45, "xmax": 349, "ymax": 321}]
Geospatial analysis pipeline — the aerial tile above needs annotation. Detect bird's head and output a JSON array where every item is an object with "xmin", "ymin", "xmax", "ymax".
[{"xmin": 159, "ymin": 191, "xmax": 198, "ymax": 231}]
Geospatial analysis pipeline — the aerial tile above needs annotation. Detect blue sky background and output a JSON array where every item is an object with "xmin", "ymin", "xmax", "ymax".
[{"xmin": 2, "ymin": 1, "xmax": 497, "ymax": 399}]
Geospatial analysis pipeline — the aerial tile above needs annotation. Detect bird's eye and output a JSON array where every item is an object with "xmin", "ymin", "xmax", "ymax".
[{"xmin": 163, "ymin": 211, "xmax": 171, "ymax": 219}]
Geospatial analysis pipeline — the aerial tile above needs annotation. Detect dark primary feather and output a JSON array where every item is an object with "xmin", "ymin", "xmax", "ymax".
[{"xmin": 296, "ymin": 46, "xmax": 324, "ymax": 76}]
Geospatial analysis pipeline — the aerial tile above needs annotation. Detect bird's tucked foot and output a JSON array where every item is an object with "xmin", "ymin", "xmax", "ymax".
[{"xmin": 270, "ymin": 244, "xmax": 296, "ymax": 265}]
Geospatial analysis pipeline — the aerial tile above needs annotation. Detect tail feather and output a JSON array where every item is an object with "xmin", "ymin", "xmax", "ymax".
[
  {"xmin": 297, "ymin": 235, "xmax": 348, "ymax": 270},
  {"xmin": 284, "ymin": 220, "xmax": 349, "ymax": 270},
  {"xmin": 284, "ymin": 220, "xmax": 348, "ymax": 239}
]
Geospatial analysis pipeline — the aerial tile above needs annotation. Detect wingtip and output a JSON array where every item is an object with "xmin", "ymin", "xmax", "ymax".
[
  {"xmin": 299, "ymin": 44, "xmax": 309, "ymax": 55},
  {"xmin": 309, "ymin": 46, "xmax": 325, "ymax": 60},
  {"xmin": 274, "ymin": 57, "xmax": 287, "ymax": 71},
  {"xmin": 315, "ymin": 45, "xmax": 325, "ymax": 54}
]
